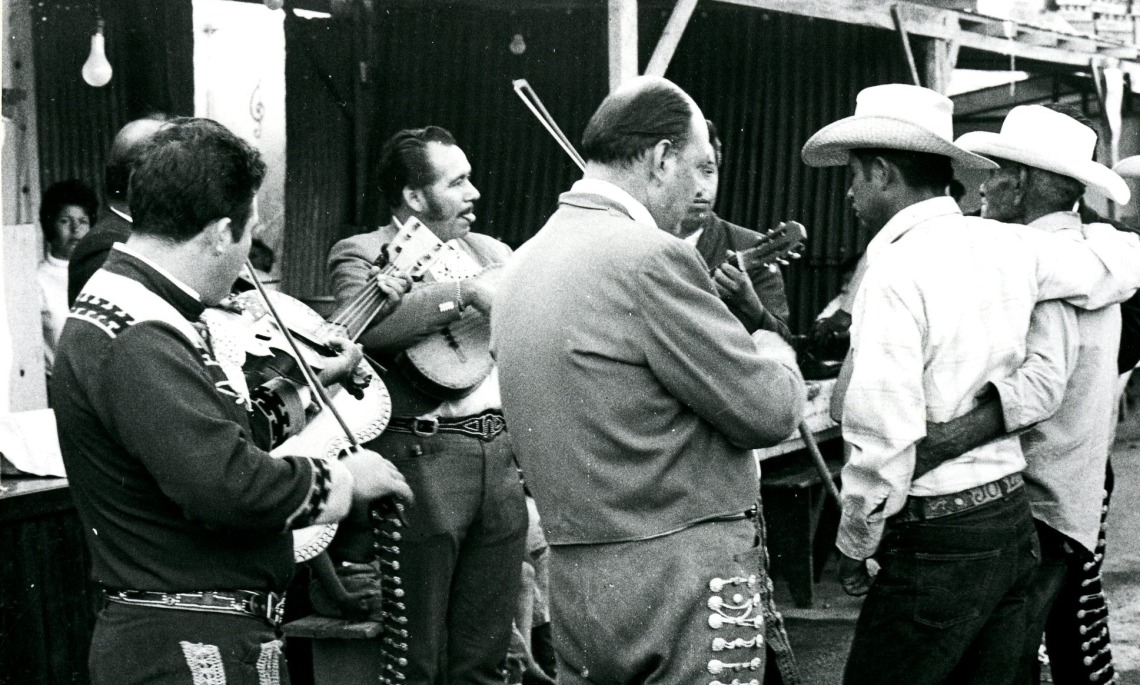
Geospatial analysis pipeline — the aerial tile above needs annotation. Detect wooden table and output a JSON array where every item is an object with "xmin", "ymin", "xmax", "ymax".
[{"xmin": 0, "ymin": 477, "xmax": 98, "ymax": 685}]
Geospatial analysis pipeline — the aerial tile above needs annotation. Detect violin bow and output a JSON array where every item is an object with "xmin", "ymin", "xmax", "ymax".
[{"xmin": 511, "ymin": 80, "xmax": 840, "ymax": 504}]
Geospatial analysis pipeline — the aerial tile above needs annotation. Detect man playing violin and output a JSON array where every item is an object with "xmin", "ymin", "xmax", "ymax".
[
  {"xmin": 328, "ymin": 126, "xmax": 527, "ymax": 685},
  {"xmin": 52, "ymin": 118, "xmax": 411, "ymax": 685}
]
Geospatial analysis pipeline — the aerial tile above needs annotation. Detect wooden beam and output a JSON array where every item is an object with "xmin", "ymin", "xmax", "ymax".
[
  {"xmin": 923, "ymin": 38, "xmax": 960, "ymax": 94},
  {"xmin": 891, "ymin": 4, "xmax": 922, "ymax": 86},
  {"xmin": 609, "ymin": 0, "xmax": 639, "ymax": 91},
  {"xmin": 710, "ymin": 0, "xmax": 1139, "ymax": 67},
  {"xmin": 644, "ymin": 0, "xmax": 700, "ymax": 78}
]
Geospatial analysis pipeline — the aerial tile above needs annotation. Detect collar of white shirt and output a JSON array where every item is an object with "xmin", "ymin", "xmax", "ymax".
[
  {"xmin": 865, "ymin": 196, "xmax": 962, "ymax": 264},
  {"xmin": 570, "ymin": 178, "xmax": 658, "ymax": 230},
  {"xmin": 1028, "ymin": 210, "xmax": 1081, "ymax": 235}
]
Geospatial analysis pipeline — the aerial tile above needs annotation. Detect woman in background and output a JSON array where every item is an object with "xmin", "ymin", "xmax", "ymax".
[{"xmin": 38, "ymin": 179, "xmax": 98, "ymax": 381}]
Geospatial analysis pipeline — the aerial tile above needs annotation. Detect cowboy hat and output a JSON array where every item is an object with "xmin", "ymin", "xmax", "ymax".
[
  {"xmin": 955, "ymin": 105, "xmax": 1130, "ymax": 204},
  {"xmin": 801, "ymin": 84, "xmax": 997, "ymax": 170},
  {"xmin": 1115, "ymin": 155, "xmax": 1140, "ymax": 179}
]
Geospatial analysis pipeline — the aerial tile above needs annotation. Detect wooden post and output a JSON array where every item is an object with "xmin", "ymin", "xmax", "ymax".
[
  {"xmin": 609, "ymin": 0, "xmax": 638, "ymax": 91},
  {"xmin": 644, "ymin": 0, "xmax": 700, "ymax": 79},
  {"xmin": 923, "ymin": 37, "xmax": 960, "ymax": 95}
]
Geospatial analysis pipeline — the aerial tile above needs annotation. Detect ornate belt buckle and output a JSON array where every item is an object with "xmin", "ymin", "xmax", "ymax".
[{"xmin": 412, "ymin": 418, "xmax": 439, "ymax": 437}]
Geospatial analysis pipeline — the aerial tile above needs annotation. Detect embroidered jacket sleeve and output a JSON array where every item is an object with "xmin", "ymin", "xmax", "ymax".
[
  {"xmin": 635, "ymin": 240, "xmax": 805, "ymax": 448},
  {"xmin": 837, "ymin": 266, "xmax": 927, "ymax": 561},
  {"xmin": 991, "ymin": 301, "xmax": 1079, "ymax": 432},
  {"xmin": 94, "ymin": 322, "xmax": 353, "ymax": 532}
]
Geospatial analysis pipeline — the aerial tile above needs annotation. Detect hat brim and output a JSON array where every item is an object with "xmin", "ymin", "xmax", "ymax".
[
  {"xmin": 956, "ymin": 131, "xmax": 1131, "ymax": 205},
  {"xmin": 1114, "ymin": 155, "xmax": 1140, "ymax": 179},
  {"xmin": 801, "ymin": 116, "xmax": 999, "ymax": 170}
]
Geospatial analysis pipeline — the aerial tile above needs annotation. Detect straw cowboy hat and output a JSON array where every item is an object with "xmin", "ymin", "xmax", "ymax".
[
  {"xmin": 955, "ymin": 105, "xmax": 1130, "ymax": 205},
  {"xmin": 801, "ymin": 84, "xmax": 997, "ymax": 169},
  {"xmin": 1115, "ymin": 156, "xmax": 1140, "ymax": 179}
]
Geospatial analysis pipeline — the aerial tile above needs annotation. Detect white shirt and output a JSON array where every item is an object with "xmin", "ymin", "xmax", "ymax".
[
  {"xmin": 570, "ymin": 178, "xmax": 658, "ymax": 230},
  {"xmin": 38, "ymin": 254, "xmax": 70, "ymax": 374},
  {"xmin": 838, "ymin": 197, "xmax": 1140, "ymax": 560},
  {"xmin": 992, "ymin": 211, "xmax": 1121, "ymax": 553}
]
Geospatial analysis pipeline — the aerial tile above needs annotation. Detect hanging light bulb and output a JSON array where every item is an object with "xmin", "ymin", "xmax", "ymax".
[{"xmin": 82, "ymin": 19, "xmax": 113, "ymax": 87}]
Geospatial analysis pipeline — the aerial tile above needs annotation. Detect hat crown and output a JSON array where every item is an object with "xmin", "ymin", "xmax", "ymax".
[
  {"xmin": 997, "ymin": 105, "xmax": 1097, "ymax": 164},
  {"xmin": 853, "ymin": 84, "xmax": 954, "ymax": 142}
]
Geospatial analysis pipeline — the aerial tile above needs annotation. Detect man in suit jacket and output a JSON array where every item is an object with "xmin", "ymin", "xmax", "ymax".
[
  {"xmin": 327, "ymin": 126, "xmax": 526, "ymax": 685},
  {"xmin": 680, "ymin": 119, "xmax": 792, "ymax": 339},
  {"xmin": 68, "ymin": 114, "xmax": 171, "ymax": 305},
  {"xmin": 492, "ymin": 77, "xmax": 806, "ymax": 685}
]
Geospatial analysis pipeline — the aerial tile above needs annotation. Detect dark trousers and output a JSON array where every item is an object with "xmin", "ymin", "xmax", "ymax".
[
  {"xmin": 549, "ymin": 517, "xmax": 769, "ymax": 685},
  {"xmin": 89, "ymin": 601, "xmax": 287, "ymax": 685},
  {"xmin": 844, "ymin": 488, "xmax": 1039, "ymax": 685},
  {"xmin": 1020, "ymin": 522, "xmax": 1083, "ymax": 682},
  {"xmin": 368, "ymin": 429, "xmax": 528, "ymax": 685}
]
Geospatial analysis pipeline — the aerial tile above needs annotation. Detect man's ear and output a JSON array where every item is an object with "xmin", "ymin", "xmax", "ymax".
[
  {"xmin": 403, "ymin": 186, "xmax": 426, "ymax": 214},
  {"xmin": 649, "ymin": 139, "xmax": 675, "ymax": 181},
  {"xmin": 209, "ymin": 217, "xmax": 234, "ymax": 252}
]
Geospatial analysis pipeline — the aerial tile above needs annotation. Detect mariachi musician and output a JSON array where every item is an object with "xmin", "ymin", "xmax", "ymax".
[
  {"xmin": 328, "ymin": 126, "xmax": 527, "ymax": 685},
  {"xmin": 52, "ymin": 118, "xmax": 412, "ymax": 685}
]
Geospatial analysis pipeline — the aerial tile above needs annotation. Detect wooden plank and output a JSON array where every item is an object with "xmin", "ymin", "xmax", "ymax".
[
  {"xmin": 923, "ymin": 37, "xmax": 961, "ymax": 94},
  {"xmin": 644, "ymin": 0, "xmax": 701, "ymax": 78},
  {"xmin": 2, "ymin": 224, "xmax": 48, "ymax": 412},
  {"xmin": 608, "ymin": 0, "xmax": 639, "ymax": 91},
  {"xmin": 283, "ymin": 614, "xmax": 384, "ymax": 639}
]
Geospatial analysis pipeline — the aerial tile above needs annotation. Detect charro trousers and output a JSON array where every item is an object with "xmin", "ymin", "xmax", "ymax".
[{"xmin": 368, "ymin": 428, "xmax": 528, "ymax": 685}]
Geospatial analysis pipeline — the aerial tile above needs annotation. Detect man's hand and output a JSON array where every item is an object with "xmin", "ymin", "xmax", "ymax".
[
  {"xmin": 812, "ymin": 310, "xmax": 852, "ymax": 343},
  {"xmin": 317, "ymin": 335, "xmax": 366, "ymax": 395},
  {"xmin": 463, "ymin": 266, "xmax": 505, "ymax": 315},
  {"xmin": 340, "ymin": 448, "xmax": 414, "ymax": 505},
  {"xmin": 369, "ymin": 268, "xmax": 412, "ymax": 304},
  {"xmin": 712, "ymin": 260, "xmax": 766, "ymax": 325},
  {"xmin": 838, "ymin": 552, "xmax": 874, "ymax": 596}
]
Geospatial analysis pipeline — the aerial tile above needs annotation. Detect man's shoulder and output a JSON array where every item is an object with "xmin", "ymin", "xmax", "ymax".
[{"xmin": 329, "ymin": 227, "xmax": 392, "ymax": 264}]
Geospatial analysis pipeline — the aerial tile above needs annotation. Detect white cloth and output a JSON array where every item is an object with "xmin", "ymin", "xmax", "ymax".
[
  {"xmin": 992, "ymin": 211, "xmax": 1121, "ymax": 553},
  {"xmin": 838, "ymin": 197, "xmax": 1140, "ymax": 560},
  {"xmin": 570, "ymin": 179, "xmax": 658, "ymax": 230},
  {"xmin": 37, "ymin": 254, "xmax": 70, "ymax": 375}
]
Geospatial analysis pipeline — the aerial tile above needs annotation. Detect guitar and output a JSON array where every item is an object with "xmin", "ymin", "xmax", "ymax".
[
  {"xmin": 717, "ymin": 220, "xmax": 807, "ymax": 278},
  {"xmin": 388, "ymin": 225, "xmax": 497, "ymax": 400}
]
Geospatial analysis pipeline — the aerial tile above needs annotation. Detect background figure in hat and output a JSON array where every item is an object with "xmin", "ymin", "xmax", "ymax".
[
  {"xmin": 951, "ymin": 103, "xmax": 1129, "ymax": 685},
  {"xmin": 493, "ymin": 76, "xmax": 805, "ymax": 684},
  {"xmin": 802, "ymin": 83, "xmax": 1140, "ymax": 685}
]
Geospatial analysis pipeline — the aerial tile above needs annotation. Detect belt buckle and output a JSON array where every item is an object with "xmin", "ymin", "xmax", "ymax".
[
  {"xmin": 248, "ymin": 592, "xmax": 286, "ymax": 626},
  {"xmin": 412, "ymin": 418, "xmax": 439, "ymax": 437},
  {"xmin": 479, "ymin": 413, "xmax": 504, "ymax": 441}
]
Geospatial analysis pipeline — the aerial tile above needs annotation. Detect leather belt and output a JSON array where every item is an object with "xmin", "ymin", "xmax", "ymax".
[
  {"xmin": 104, "ymin": 589, "xmax": 287, "ymax": 627},
  {"xmin": 895, "ymin": 473, "xmax": 1024, "ymax": 524},
  {"xmin": 387, "ymin": 410, "xmax": 506, "ymax": 442}
]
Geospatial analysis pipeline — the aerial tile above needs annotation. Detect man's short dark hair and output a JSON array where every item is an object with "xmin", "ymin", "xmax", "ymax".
[
  {"xmin": 106, "ymin": 113, "xmax": 174, "ymax": 200},
  {"xmin": 706, "ymin": 119, "xmax": 723, "ymax": 168},
  {"xmin": 40, "ymin": 179, "xmax": 99, "ymax": 243},
  {"xmin": 376, "ymin": 126, "xmax": 457, "ymax": 210},
  {"xmin": 851, "ymin": 148, "xmax": 954, "ymax": 193},
  {"xmin": 129, "ymin": 118, "xmax": 266, "ymax": 242},
  {"xmin": 581, "ymin": 81, "xmax": 697, "ymax": 167}
]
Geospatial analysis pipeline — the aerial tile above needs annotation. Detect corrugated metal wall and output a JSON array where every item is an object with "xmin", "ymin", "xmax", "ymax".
[
  {"xmin": 31, "ymin": 0, "xmax": 194, "ymax": 211},
  {"xmin": 283, "ymin": 4, "xmax": 912, "ymax": 332}
]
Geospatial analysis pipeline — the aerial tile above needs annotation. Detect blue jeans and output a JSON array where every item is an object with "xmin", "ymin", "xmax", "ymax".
[{"xmin": 844, "ymin": 488, "xmax": 1039, "ymax": 685}]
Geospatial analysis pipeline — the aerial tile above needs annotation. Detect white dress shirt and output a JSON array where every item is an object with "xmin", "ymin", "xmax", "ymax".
[{"xmin": 838, "ymin": 197, "xmax": 1140, "ymax": 560}]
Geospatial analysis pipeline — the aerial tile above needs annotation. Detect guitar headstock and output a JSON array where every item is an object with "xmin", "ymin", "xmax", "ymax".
[
  {"xmin": 382, "ymin": 216, "xmax": 449, "ymax": 280},
  {"xmin": 733, "ymin": 221, "xmax": 807, "ymax": 274}
]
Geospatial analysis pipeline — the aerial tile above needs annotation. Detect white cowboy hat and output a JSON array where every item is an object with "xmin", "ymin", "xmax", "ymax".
[
  {"xmin": 1115, "ymin": 155, "xmax": 1140, "ymax": 179},
  {"xmin": 955, "ymin": 105, "xmax": 1130, "ymax": 205},
  {"xmin": 801, "ymin": 84, "xmax": 997, "ymax": 170}
]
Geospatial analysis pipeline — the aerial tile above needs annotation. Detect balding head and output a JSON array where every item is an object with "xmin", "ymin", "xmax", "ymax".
[
  {"xmin": 106, "ymin": 115, "xmax": 172, "ymax": 200},
  {"xmin": 580, "ymin": 77, "xmax": 711, "ymax": 236},
  {"xmin": 581, "ymin": 77, "xmax": 702, "ymax": 167}
]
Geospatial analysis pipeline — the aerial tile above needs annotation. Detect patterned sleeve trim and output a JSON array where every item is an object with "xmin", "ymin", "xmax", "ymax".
[{"xmin": 284, "ymin": 457, "xmax": 333, "ymax": 530}]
